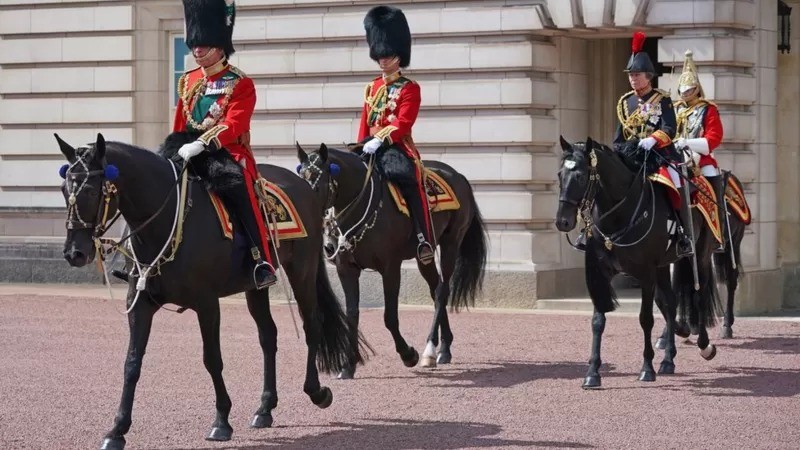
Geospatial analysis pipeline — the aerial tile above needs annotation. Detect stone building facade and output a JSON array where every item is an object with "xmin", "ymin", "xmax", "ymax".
[{"xmin": 0, "ymin": 0, "xmax": 797, "ymax": 313}]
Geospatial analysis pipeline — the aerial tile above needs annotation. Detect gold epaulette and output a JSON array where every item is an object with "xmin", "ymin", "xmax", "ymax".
[
  {"xmin": 654, "ymin": 88, "xmax": 671, "ymax": 98},
  {"xmin": 363, "ymin": 80, "xmax": 375, "ymax": 103},
  {"xmin": 227, "ymin": 64, "xmax": 246, "ymax": 79},
  {"xmin": 616, "ymin": 90, "xmax": 635, "ymax": 124}
]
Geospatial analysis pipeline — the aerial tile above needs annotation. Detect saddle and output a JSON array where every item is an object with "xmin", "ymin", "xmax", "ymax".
[{"xmin": 387, "ymin": 168, "xmax": 461, "ymax": 217}]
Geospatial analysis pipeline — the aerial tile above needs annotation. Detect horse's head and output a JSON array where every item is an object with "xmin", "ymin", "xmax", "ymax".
[
  {"xmin": 556, "ymin": 135, "xmax": 596, "ymax": 232},
  {"xmin": 56, "ymin": 133, "xmax": 119, "ymax": 267},
  {"xmin": 295, "ymin": 142, "xmax": 341, "ymax": 210}
]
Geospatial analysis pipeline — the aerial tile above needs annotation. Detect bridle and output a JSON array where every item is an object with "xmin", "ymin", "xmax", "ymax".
[
  {"xmin": 561, "ymin": 144, "xmax": 656, "ymax": 251},
  {"xmin": 300, "ymin": 151, "xmax": 383, "ymax": 258},
  {"xmin": 63, "ymin": 148, "xmax": 121, "ymax": 239}
]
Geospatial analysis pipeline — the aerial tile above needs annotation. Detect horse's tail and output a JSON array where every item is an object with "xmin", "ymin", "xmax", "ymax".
[
  {"xmin": 450, "ymin": 181, "xmax": 488, "ymax": 312},
  {"xmin": 585, "ymin": 246, "xmax": 618, "ymax": 313},
  {"xmin": 673, "ymin": 257, "xmax": 723, "ymax": 329},
  {"xmin": 313, "ymin": 256, "xmax": 372, "ymax": 373}
]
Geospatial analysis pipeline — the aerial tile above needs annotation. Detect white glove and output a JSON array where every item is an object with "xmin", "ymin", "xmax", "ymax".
[
  {"xmin": 638, "ymin": 136, "xmax": 657, "ymax": 150},
  {"xmin": 685, "ymin": 138, "xmax": 710, "ymax": 155},
  {"xmin": 674, "ymin": 137, "xmax": 687, "ymax": 150},
  {"xmin": 362, "ymin": 137, "xmax": 383, "ymax": 155},
  {"xmin": 178, "ymin": 140, "xmax": 206, "ymax": 160}
]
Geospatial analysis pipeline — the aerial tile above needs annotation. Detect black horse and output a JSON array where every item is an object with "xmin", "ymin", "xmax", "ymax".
[
  {"xmin": 714, "ymin": 184, "xmax": 747, "ymax": 339},
  {"xmin": 56, "ymin": 133, "xmax": 368, "ymax": 449},
  {"xmin": 555, "ymin": 136, "xmax": 722, "ymax": 389},
  {"xmin": 655, "ymin": 170, "xmax": 748, "ymax": 350},
  {"xmin": 295, "ymin": 143, "xmax": 487, "ymax": 378}
]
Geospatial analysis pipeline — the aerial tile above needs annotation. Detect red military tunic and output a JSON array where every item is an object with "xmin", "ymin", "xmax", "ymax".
[
  {"xmin": 675, "ymin": 99, "xmax": 723, "ymax": 169},
  {"xmin": 173, "ymin": 61, "xmax": 271, "ymax": 261},
  {"xmin": 358, "ymin": 72, "xmax": 421, "ymax": 158},
  {"xmin": 357, "ymin": 72, "xmax": 431, "ymax": 234}
]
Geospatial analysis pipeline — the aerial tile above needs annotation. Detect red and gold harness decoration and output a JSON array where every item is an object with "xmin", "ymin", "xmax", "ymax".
[
  {"xmin": 724, "ymin": 176, "xmax": 752, "ymax": 225},
  {"xmin": 208, "ymin": 178, "xmax": 307, "ymax": 242},
  {"xmin": 388, "ymin": 168, "xmax": 461, "ymax": 217},
  {"xmin": 209, "ymin": 193, "xmax": 234, "ymax": 240},
  {"xmin": 648, "ymin": 167, "xmax": 681, "ymax": 210},
  {"xmin": 691, "ymin": 176, "xmax": 722, "ymax": 244},
  {"xmin": 648, "ymin": 170, "xmax": 722, "ymax": 244}
]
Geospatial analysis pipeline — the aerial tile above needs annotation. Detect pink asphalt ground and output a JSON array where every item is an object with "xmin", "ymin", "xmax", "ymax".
[{"xmin": 1, "ymin": 293, "xmax": 798, "ymax": 449}]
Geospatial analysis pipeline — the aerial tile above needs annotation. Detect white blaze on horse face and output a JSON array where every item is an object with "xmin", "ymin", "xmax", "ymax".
[{"xmin": 564, "ymin": 159, "xmax": 577, "ymax": 170}]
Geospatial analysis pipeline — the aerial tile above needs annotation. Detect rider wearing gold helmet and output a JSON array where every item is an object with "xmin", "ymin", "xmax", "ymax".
[{"xmin": 673, "ymin": 50, "xmax": 726, "ymax": 252}]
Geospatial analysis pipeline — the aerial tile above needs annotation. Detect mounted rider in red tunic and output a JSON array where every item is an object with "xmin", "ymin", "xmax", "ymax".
[
  {"xmin": 673, "ymin": 50, "xmax": 726, "ymax": 253},
  {"xmin": 357, "ymin": 5, "xmax": 434, "ymax": 265},
  {"xmin": 170, "ymin": 0, "xmax": 277, "ymax": 289}
]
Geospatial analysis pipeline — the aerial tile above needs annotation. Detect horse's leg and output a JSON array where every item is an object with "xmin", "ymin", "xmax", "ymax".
[
  {"xmin": 719, "ymin": 246, "xmax": 738, "ymax": 339},
  {"xmin": 245, "ymin": 289, "xmax": 278, "ymax": 428},
  {"xmin": 638, "ymin": 281, "xmax": 657, "ymax": 382},
  {"xmin": 336, "ymin": 262, "xmax": 362, "ymax": 379},
  {"xmin": 196, "ymin": 301, "xmax": 234, "ymax": 441},
  {"xmin": 655, "ymin": 268, "xmax": 677, "ymax": 375},
  {"xmin": 583, "ymin": 309, "xmax": 606, "ymax": 389},
  {"xmin": 383, "ymin": 262, "xmax": 419, "ymax": 367},
  {"xmin": 654, "ymin": 289, "xmax": 670, "ymax": 350},
  {"xmin": 418, "ymin": 259, "xmax": 443, "ymax": 368},
  {"xmin": 721, "ymin": 267, "xmax": 737, "ymax": 339},
  {"xmin": 291, "ymin": 277, "xmax": 332, "ymax": 408},
  {"xmin": 100, "ymin": 293, "xmax": 158, "ymax": 450}
]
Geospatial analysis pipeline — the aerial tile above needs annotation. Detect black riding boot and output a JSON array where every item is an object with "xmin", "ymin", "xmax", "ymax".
[
  {"xmin": 398, "ymin": 181, "xmax": 434, "ymax": 265},
  {"xmin": 676, "ymin": 189, "xmax": 694, "ymax": 258},
  {"xmin": 219, "ymin": 182, "xmax": 277, "ymax": 289},
  {"xmin": 708, "ymin": 174, "xmax": 727, "ymax": 253}
]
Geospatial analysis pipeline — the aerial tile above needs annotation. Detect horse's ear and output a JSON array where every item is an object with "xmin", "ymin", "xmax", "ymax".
[
  {"xmin": 295, "ymin": 141, "xmax": 308, "ymax": 163},
  {"xmin": 319, "ymin": 143, "xmax": 328, "ymax": 161},
  {"xmin": 54, "ymin": 133, "xmax": 76, "ymax": 161},
  {"xmin": 585, "ymin": 136, "xmax": 593, "ymax": 150},
  {"xmin": 559, "ymin": 135, "xmax": 572, "ymax": 153},
  {"xmin": 95, "ymin": 133, "xmax": 106, "ymax": 161}
]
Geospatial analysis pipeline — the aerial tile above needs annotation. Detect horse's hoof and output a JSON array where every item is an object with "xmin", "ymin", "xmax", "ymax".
[
  {"xmin": 100, "ymin": 437, "xmax": 125, "ymax": 450},
  {"xmin": 700, "ymin": 344, "xmax": 717, "ymax": 361},
  {"xmin": 719, "ymin": 326, "xmax": 733, "ymax": 339},
  {"xmin": 436, "ymin": 352, "xmax": 452, "ymax": 364},
  {"xmin": 310, "ymin": 386, "xmax": 333, "ymax": 409},
  {"xmin": 420, "ymin": 355, "xmax": 437, "ymax": 368},
  {"xmin": 582, "ymin": 375, "xmax": 601, "ymax": 389},
  {"xmin": 675, "ymin": 323, "xmax": 691, "ymax": 338},
  {"xmin": 337, "ymin": 367, "xmax": 355, "ymax": 380},
  {"xmin": 655, "ymin": 337, "xmax": 667, "ymax": 350},
  {"xmin": 638, "ymin": 370, "xmax": 656, "ymax": 382},
  {"xmin": 658, "ymin": 362, "xmax": 675, "ymax": 375},
  {"xmin": 402, "ymin": 348, "xmax": 419, "ymax": 368},
  {"xmin": 206, "ymin": 426, "xmax": 233, "ymax": 442},
  {"xmin": 250, "ymin": 413, "xmax": 273, "ymax": 429}
]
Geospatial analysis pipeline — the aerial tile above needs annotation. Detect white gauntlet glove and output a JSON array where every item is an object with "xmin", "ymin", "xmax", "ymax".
[
  {"xmin": 178, "ymin": 140, "xmax": 206, "ymax": 160},
  {"xmin": 362, "ymin": 137, "xmax": 383, "ymax": 155},
  {"xmin": 638, "ymin": 136, "xmax": 657, "ymax": 150}
]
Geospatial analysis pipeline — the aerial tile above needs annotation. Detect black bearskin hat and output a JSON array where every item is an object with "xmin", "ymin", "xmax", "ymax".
[
  {"xmin": 183, "ymin": 0, "xmax": 236, "ymax": 58},
  {"xmin": 625, "ymin": 31, "xmax": 655, "ymax": 74},
  {"xmin": 364, "ymin": 5, "xmax": 412, "ymax": 68}
]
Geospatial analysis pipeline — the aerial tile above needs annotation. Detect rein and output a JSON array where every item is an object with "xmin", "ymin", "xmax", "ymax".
[
  {"xmin": 303, "ymin": 152, "xmax": 383, "ymax": 259},
  {"xmin": 65, "ymin": 151, "xmax": 191, "ymax": 315},
  {"xmin": 569, "ymin": 147, "xmax": 657, "ymax": 251}
]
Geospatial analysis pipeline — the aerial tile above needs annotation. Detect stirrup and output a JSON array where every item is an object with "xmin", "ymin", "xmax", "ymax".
[
  {"xmin": 416, "ymin": 234, "xmax": 435, "ymax": 265},
  {"xmin": 676, "ymin": 234, "xmax": 694, "ymax": 258},
  {"xmin": 253, "ymin": 261, "xmax": 278, "ymax": 290}
]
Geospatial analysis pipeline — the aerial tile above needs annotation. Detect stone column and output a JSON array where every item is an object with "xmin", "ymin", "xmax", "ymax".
[{"xmin": 777, "ymin": 0, "xmax": 800, "ymax": 308}]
